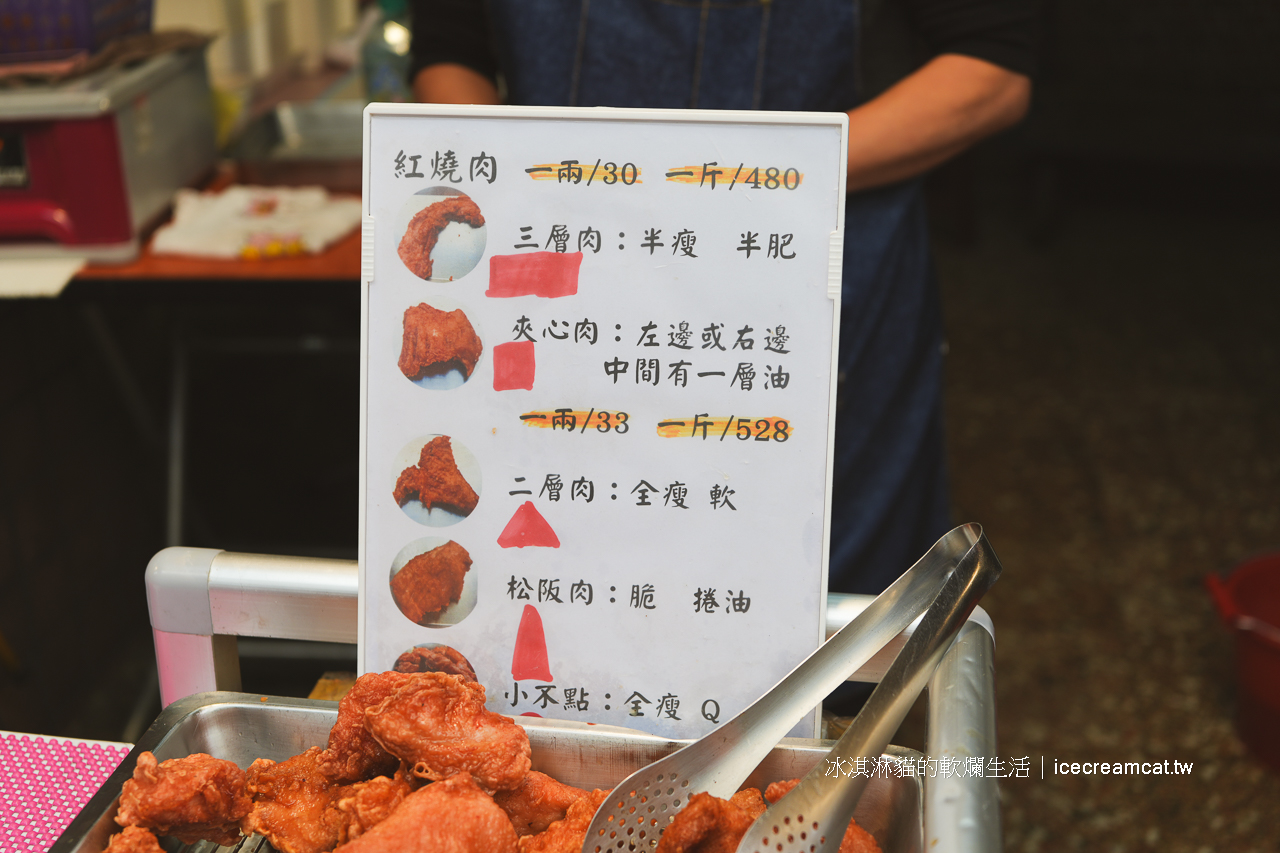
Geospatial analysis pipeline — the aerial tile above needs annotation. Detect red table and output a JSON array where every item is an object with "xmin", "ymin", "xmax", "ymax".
[{"xmin": 74, "ymin": 216, "xmax": 362, "ymax": 284}]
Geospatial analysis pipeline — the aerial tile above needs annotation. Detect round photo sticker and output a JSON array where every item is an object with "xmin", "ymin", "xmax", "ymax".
[
  {"xmin": 391, "ymin": 434, "xmax": 482, "ymax": 526},
  {"xmin": 397, "ymin": 297, "xmax": 484, "ymax": 391},
  {"xmin": 389, "ymin": 538, "xmax": 476, "ymax": 627},
  {"xmin": 396, "ymin": 188, "xmax": 487, "ymax": 282},
  {"xmin": 390, "ymin": 643, "xmax": 478, "ymax": 681}
]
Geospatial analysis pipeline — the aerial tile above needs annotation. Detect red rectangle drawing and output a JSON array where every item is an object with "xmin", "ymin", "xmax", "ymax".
[
  {"xmin": 492, "ymin": 340, "xmax": 536, "ymax": 390},
  {"xmin": 487, "ymin": 251, "xmax": 582, "ymax": 298}
]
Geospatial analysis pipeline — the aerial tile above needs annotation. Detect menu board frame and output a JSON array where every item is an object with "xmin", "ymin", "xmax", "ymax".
[{"xmin": 359, "ymin": 103, "xmax": 848, "ymax": 738}]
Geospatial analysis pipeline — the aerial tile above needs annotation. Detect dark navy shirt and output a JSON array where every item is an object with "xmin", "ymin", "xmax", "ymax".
[{"xmin": 405, "ymin": 0, "xmax": 1032, "ymax": 593}]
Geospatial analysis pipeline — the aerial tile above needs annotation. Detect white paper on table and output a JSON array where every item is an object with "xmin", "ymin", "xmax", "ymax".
[
  {"xmin": 0, "ymin": 258, "xmax": 85, "ymax": 298},
  {"xmin": 150, "ymin": 185, "xmax": 362, "ymax": 259}
]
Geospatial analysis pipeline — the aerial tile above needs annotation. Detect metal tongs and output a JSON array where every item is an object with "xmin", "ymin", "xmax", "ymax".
[{"xmin": 580, "ymin": 522, "xmax": 1002, "ymax": 853}]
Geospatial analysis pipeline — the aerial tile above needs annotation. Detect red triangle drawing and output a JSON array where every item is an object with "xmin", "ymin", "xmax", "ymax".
[
  {"xmin": 497, "ymin": 501, "xmax": 561, "ymax": 548},
  {"xmin": 511, "ymin": 604, "xmax": 553, "ymax": 682}
]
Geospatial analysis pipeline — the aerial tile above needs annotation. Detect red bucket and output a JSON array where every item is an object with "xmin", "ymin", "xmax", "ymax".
[{"xmin": 1206, "ymin": 553, "xmax": 1280, "ymax": 772}]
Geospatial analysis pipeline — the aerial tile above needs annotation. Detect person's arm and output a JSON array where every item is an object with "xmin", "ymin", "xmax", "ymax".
[
  {"xmin": 408, "ymin": 0, "xmax": 500, "ymax": 104},
  {"xmin": 413, "ymin": 62, "xmax": 500, "ymax": 104},
  {"xmin": 844, "ymin": 53, "xmax": 1030, "ymax": 192}
]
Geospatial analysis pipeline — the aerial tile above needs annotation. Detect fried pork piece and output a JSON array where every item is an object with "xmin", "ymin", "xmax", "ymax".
[
  {"xmin": 394, "ymin": 644, "xmax": 478, "ymax": 681},
  {"xmin": 103, "ymin": 826, "xmax": 165, "ymax": 853},
  {"xmin": 390, "ymin": 540, "xmax": 473, "ymax": 625},
  {"xmin": 333, "ymin": 775, "xmax": 414, "ymax": 843},
  {"xmin": 333, "ymin": 772, "xmax": 518, "ymax": 853},
  {"xmin": 114, "ymin": 751, "xmax": 250, "ymax": 846},
  {"xmin": 764, "ymin": 779, "xmax": 882, "ymax": 853},
  {"xmin": 393, "ymin": 435, "xmax": 480, "ymax": 516},
  {"xmin": 318, "ymin": 670, "xmax": 417, "ymax": 783},
  {"xmin": 398, "ymin": 195, "xmax": 486, "ymax": 280},
  {"xmin": 399, "ymin": 302, "xmax": 484, "ymax": 381},
  {"xmin": 364, "ymin": 672, "xmax": 531, "ymax": 793},
  {"xmin": 494, "ymin": 770, "xmax": 590, "ymax": 836},
  {"xmin": 517, "ymin": 788, "xmax": 608, "ymax": 853},
  {"xmin": 762, "ymin": 778, "xmax": 798, "ymax": 803},
  {"xmin": 392, "ymin": 759, "xmax": 431, "ymax": 791},
  {"xmin": 729, "ymin": 787, "xmax": 768, "ymax": 820},
  {"xmin": 242, "ymin": 747, "xmax": 353, "ymax": 853},
  {"xmin": 653, "ymin": 791, "xmax": 759, "ymax": 853},
  {"xmin": 651, "ymin": 788, "xmax": 765, "ymax": 853}
]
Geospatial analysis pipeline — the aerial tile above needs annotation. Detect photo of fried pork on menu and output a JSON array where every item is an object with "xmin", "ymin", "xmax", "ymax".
[
  {"xmin": 389, "ymin": 540, "xmax": 473, "ymax": 626},
  {"xmin": 397, "ymin": 194, "xmax": 486, "ymax": 281},
  {"xmin": 397, "ymin": 302, "xmax": 483, "ymax": 386},
  {"xmin": 393, "ymin": 435, "xmax": 480, "ymax": 522},
  {"xmin": 393, "ymin": 644, "xmax": 478, "ymax": 681}
]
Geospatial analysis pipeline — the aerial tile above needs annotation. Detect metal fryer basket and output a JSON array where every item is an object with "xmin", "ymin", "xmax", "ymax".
[{"xmin": 50, "ymin": 692, "xmax": 923, "ymax": 853}]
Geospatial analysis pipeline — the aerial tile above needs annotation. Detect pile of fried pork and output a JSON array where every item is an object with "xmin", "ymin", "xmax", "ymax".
[{"xmin": 105, "ymin": 670, "xmax": 880, "ymax": 853}]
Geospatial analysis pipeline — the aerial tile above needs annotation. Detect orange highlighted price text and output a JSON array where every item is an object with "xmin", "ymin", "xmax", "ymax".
[
  {"xmin": 664, "ymin": 164, "xmax": 803, "ymax": 190},
  {"xmin": 524, "ymin": 160, "xmax": 641, "ymax": 185},
  {"xmin": 656, "ymin": 415, "xmax": 791, "ymax": 442},
  {"xmin": 520, "ymin": 408, "xmax": 630, "ymax": 434}
]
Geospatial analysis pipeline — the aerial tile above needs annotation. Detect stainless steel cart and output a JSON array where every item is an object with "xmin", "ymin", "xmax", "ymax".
[{"xmin": 109, "ymin": 546, "xmax": 1002, "ymax": 853}]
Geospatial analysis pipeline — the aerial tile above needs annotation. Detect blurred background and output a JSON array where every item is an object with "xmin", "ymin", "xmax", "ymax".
[{"xmin": 0, "ymin": 1, "xmax": 1277, "ymax": 851}]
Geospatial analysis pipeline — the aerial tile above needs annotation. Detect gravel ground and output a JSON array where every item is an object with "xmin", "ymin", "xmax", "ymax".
[{"xmin": 937, "ymin": 195, "xmax": 1280, "ymax": 852}]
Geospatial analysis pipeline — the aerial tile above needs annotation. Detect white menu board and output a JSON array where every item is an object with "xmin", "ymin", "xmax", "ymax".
[{"xmin": 360, "ymin": 104, "xmax": 847, "ymax": 739}]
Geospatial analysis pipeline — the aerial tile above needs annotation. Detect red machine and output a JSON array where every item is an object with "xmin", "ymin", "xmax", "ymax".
[{"xmin": 0, "ymin": 47, "xmax": 216, "ymax": 262}]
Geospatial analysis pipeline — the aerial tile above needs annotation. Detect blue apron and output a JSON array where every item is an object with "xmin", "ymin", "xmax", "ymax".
[{"xmin": 486, "ymin": 0, "xmax": 950, "ymax": 595}]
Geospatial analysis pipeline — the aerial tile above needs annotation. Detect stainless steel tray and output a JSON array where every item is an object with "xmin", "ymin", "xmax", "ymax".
[{"xmin": 52, "ymin": 692, "xmax": 923, "ymax": 853}]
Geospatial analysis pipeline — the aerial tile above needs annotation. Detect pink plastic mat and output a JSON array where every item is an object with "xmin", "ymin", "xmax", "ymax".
[{"xmin": 0, "ymin": 731, "xmax": 131, "ymax": 853}]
